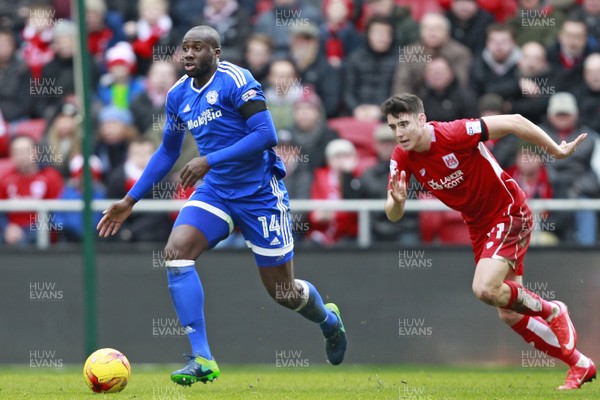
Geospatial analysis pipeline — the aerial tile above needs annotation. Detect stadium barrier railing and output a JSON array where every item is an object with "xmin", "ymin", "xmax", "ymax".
[{"xmin": 0, "ymin": 198, "xmax": 599, "ymax": 249}]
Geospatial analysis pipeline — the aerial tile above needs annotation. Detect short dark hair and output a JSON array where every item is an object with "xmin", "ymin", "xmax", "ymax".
[
  {"xmin": 486, "ymin": 23, "xmax": 516, "ymax": 41},
  {"xmin": 380, "ymin": 93, "xmax": 424, "ymax": 117}
]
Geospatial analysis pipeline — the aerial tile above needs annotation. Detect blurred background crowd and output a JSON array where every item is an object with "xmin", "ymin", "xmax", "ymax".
[{"xmin": 0, "ymin": 0, "xmax": 599, "ymax": 247}]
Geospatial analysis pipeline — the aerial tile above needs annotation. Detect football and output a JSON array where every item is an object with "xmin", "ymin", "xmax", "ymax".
[{"xmin": 83, "ymin": 348, "xmax": 131, "ymax": 393}]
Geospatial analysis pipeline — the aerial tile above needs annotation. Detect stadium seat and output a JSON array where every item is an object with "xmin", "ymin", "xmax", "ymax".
[
  {"xmin": 12, "ymin": 119, "xmax": 47, "ymax": 143},
  {"xmin": 419, "ymin": 210, "xmax": 471, "ymax": 245},
  {"xmin": 328, "ymin": 117, "xmax": 379, "ymax": 175}
]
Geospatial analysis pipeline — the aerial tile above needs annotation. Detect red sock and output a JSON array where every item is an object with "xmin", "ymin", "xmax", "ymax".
[
  {"xmin": 511, "ymin": 315, "xmax": 581, "ymax": 366},
  {"xmin": 503, "ymin": 280, "xmax": 555, "ymax": 319}
]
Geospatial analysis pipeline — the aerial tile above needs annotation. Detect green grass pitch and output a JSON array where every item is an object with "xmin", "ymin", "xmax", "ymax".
[{"xmin": 0, "ymin": 364, "xmax": 597, "ymax": 399}]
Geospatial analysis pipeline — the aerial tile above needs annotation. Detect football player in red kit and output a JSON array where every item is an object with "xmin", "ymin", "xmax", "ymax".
[{"xmin": 383, "ymin": 93, "xmax": 595, "ymax": 390}]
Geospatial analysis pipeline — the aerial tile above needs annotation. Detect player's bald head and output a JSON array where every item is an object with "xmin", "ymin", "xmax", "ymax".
[{"xmin": 183, "ymin": 26, "xmax": 221, "ymax": 49}]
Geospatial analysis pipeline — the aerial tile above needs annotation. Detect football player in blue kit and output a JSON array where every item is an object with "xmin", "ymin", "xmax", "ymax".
[{"xmin": 97, "ymin": 26, "xmax": 347, "ymax": 386}]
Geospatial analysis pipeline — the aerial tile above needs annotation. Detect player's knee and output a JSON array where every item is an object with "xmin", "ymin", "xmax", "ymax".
[{"xmin": 472, "ymin": 283, "xmax": 500, "ymax": 305}]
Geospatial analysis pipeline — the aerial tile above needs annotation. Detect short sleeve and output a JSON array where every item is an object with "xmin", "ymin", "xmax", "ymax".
[{"xmin": 437, "ymin": 118, "xmax": 489, "ymax": 151}]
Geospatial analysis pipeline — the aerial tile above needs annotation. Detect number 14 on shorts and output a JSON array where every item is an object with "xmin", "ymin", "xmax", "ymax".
[{"xmin": 258, "ymin": 215, "xmax": 281, "ymax": 238}]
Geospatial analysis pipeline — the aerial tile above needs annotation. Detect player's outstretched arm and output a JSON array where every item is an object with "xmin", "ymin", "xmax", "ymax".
[
  {"xmin": 483, "ymin": 114, "xmax": 588, "ymax": 159},
  {"xmin": 385, "ymin": 170, "xmax": 408, "ymax": 222},
  {"xmin": 97, "ymin": 195, "xmax": 136, "ymax": 237}
]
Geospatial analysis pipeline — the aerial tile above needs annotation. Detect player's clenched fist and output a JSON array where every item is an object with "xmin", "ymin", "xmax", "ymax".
[{"xmin": 389, "ymin": 170, "xmax": 407, "ymax": 204}]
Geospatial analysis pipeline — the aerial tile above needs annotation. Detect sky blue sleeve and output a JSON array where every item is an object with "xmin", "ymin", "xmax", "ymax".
[
  {"xmin": 127, "ymin": 93, "xmax": 185, "ymax": 201},
  {"xmin": 205, "ymin": 109, "xmax": 277, "ymax": 166}
]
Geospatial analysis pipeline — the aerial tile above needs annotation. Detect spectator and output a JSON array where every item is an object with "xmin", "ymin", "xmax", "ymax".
[
  {"xmin": 478, "ymin": 93, "xmax": 519, "ymax": 169},
  {"xmin": 240, "ymin": 34, "xmax": 273, "ymax": 87},
  {"xmin": 274, "ymin": 129, "xmax": 313, "ymax": 242},
  {"xmin": 540, "ymin": 92, "xmax": 599, "ymax": 245},
  {"xmin": 502, "ymin": 41, "xmax": 555, "ymax": 124},
  {"xmin": 20, "ymin": 3, "xmax": 55, "ymax": 79},
  {"xmin": 288, "ymin": 88, "xmax": 339, "ymax": 173},
  {"xmin": 96, "ymin": 41, "xmax": 145, "ymax": 109},
  {"xmin": 0, "ymin": 28, "xmax": 33, "ymax": 123},
  {"xmin": 105, "ymin": 138, "xmax": 172, "ymax": 242},
  {"xmin": 289, "ymin": 24, "xmax": 341, "ymax": 118},
  {"xmin": 420, "ymin": 55, "xmax": 478, "ymax": 122},
  {"xmin": 319, "ymin": 0, "xmax": 362, "ymax": 68},
  {"xmin": 570, "ymin": 0, "xmax": 600, "ymax": 49},
  {"xmin": 574, "ymin": 52, "xmax": 600, "ymax": 133},
  {"xmin": 547, "ymin": 17, "xmax": 595, "ymax": 91},
  {"xmin": 344, "ymin": 16, "xmax": 397, "ymax": 121},
  {"xmin": 359, "ymin": 124, "xmax": 419, "ymax": 244},
  {"xmin": 95, "ymin": 105, "xmax": 139, "ymax": 173},
  {"xmin": 264, "ymin": 58, "xmax": 305, "ymax": 130},
  {"xmin": 123, "ymin": 0, "xmax": 174, "ymax": 75},
  {"xmin": 308, "ymin": 139, "xmax": 360, "ymax": 246},
  {"xmin": 470, "ymin": 23, "xmax": 521, "ymax": 97},
  {"xmin": 392, "ymin": 13, "xmax": 473, "ymax": 96},
  {"xmin": 54, "ymin": 154, "xmax": 106, "ymax": 242},
  {"xmin": 40, "ymin": 103, "xmax": 80, "ymax": 179},
  {"xmin": 254, "ymin": 0, "xmax": 322, "ymax": 58},
  {"xmin": 0, "ymin": 136, "xmax": 64, "ymax": 246},
  {"xmin": 37, "ymin": 20, "xmax": 78, "ymax": 120},
  {"xmin": 446, "ymin": 0, "xmax": 495, "ymax": 55},
  {"xmin": 505, "ymin": 144, "xmax": 557, "ymax": 245},
  {"xmin": 195, "ymin": 0, "xmax": 251, "ymax": 65},
  {"xmin": 86, "ymin": 0, "xmax": 125, "ymax": 68},
  {"xmin": 508, "ymin": 0, "xmax": 566, "ymax": 46},
  {"xmin": 129, "ymin": 60, "xmax": 178, "ymax": 134},
  {"xmin": 359, "ymin": 0, "xmax": 419, "ymax": 46}
]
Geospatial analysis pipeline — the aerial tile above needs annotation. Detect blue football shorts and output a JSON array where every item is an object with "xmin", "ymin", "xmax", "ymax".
[{"xmin": 173, "ymin": 176, "xmax": 294, "ymax": 267}]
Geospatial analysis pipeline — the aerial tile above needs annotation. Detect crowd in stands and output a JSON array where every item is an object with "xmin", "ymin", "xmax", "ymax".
[{"xmin": 0, "ymin": 0, "xmax": 599, "ymax": 247}]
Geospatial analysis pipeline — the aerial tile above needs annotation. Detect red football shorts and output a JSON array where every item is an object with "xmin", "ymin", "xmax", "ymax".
[{"xmin": 468, "ymin": 205, "xmax": 533, "ymax": 276}]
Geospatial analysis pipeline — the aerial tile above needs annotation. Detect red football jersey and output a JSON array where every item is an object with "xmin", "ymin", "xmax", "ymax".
[
  {"xmin": 389, "ymin": 119, "xmax": 527, "ymax": 227},
  {"xmin": 0, "ymin": 167, "xmax": 64, "ymax": 226}
]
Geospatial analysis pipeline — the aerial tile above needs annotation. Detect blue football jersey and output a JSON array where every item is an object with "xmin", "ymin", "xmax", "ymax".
[{"xmin": 164, "ymin": 61, "xmax": 285, "ymax": 199}]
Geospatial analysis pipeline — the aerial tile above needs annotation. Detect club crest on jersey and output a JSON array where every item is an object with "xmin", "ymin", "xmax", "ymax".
[
  {"xmin": 442, "ymin": 153, "xmax": 459, "ymax": 169},
  {"xmin": 206, "ymin": 90, "xmax": 218, "ymax": 105}
]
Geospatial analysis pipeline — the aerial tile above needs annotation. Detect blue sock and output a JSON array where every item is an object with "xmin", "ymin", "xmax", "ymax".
[
  {"xmin": 295, "ymin": 279, "xmax": 339, "ymax": 336},
  {"xmin": 166, "ymin": 263, "xmax": 212, "ymax": 360}
]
